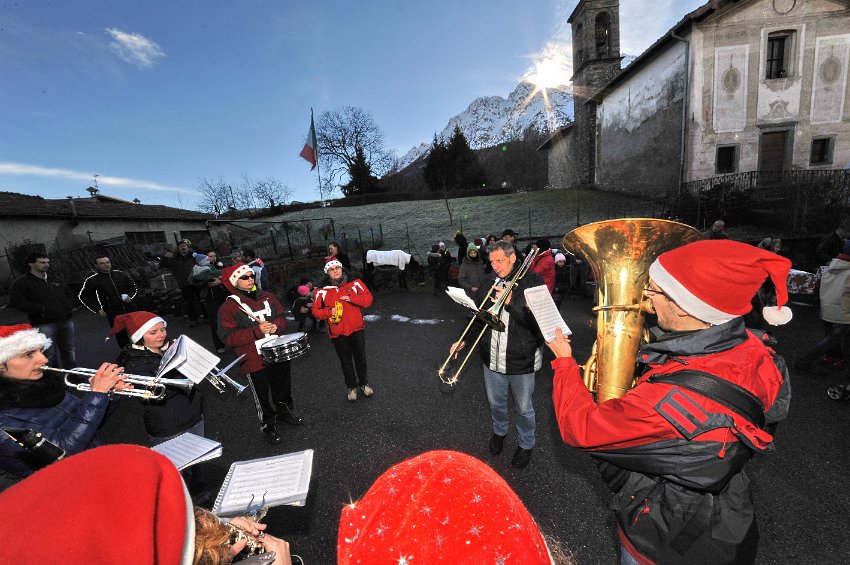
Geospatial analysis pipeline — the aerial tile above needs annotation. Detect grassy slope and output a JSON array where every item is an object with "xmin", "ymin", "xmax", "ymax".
[{"xmin": 271, "ymin": 189, "xmax": 664, "ymax": 256}]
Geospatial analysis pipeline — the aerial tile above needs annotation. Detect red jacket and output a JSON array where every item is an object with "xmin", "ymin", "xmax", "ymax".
[
  {"xmin": 217, "ymin": 290, "xmax": 288, "ymax": 375},
  {"xmin": 552, "ymin": 319, "xmax": 789, "ymax": 564},
  {"xmin": 311, "ymin": 278, "xmax": 372, "ymax": 338},
  {"xmin": 530, "ymin": 250, "xmax": 556, "ymax": 293}
]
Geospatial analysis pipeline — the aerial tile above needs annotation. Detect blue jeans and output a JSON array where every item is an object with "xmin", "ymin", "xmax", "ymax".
[
  {"xmin": 620, "ymin": 545, "xmax": 641, "ymax": 565},
  {"xmin": 39, "ymin": 318, "xmax": 76, "ymax": 369},
  {"xmin": 482, "ymin": 365, "xmax": 536, "ymax": 449}
]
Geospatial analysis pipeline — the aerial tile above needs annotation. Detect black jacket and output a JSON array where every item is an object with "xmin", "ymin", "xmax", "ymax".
[
  {"xmin": 159, "ymin": 252, "xmax": 197, "ymax": 289},
  {"xmin": 78, "ymin": 270, "xmax": 137, "ymax": 317},
  {"xmin": 472, "ymin": 267, "xmax": 544, "ymax": 374},
  {"xmin": 116, "ymin": 346, "xmax": 203, "ymax": 438},
  {"xmin": 9, "ymin": 273, "xmax": 74, "ymax": 325}
]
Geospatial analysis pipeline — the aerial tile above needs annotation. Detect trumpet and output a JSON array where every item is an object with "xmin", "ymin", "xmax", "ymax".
[
  {"xmin": 204, "ymin": 354, "xmax": 248, "ymax": 394},
  {"xmin": 438, "ymin": 246, "xmax": 539, "ymax": 386},
  {"xmin": 44, "ymin": 366, "xmax": 194, "ymax": 400}
]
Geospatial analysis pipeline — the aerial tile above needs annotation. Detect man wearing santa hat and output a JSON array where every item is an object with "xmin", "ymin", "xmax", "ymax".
[
  {"xmin": 217, "ymin": 263, "xmax": 301, "ymax": 445},
  {"xmin": 546, "ymin": 240, "xmax": 792, "ymax": 565}
]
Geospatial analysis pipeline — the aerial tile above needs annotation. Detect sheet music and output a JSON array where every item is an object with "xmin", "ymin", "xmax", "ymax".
[
  {"xmin": 152, "ymin": 432, "xmax": 222, "ymax": 471},
  {"xmin": 445, "ymin": 286, "xmax": 479, "ymax": 311},
  {"xmin": 157, "ymin": 335, "xmax": 221, "ymax": 384},
  {"xmin": 213, "ymin": 450, "xmax": 314, "ymax": 516},
  {"xmin": 524, "ymin": 285, "xmax": 571, "ymax": 342}
]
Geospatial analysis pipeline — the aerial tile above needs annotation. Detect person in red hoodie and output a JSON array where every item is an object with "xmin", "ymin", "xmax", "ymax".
[
  {"xmin": 530, "ymin": 239, "xmax": 556, "ymax": 294},
  {"xmin": 217, "ymin": 263, "xmax": 301, "ymax": 445},
  {"xmin": 312, "ymin": 259, "xmax": 374, "ymax": 401}
]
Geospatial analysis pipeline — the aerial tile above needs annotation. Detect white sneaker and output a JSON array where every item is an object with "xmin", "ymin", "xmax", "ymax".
[
  {"xmin": 361, "ymin": 384, "xmax": 374, "ymax": 397},
  {"xmin": 347, "ymin": 388, "xmax": 358, "ymax": 401}
]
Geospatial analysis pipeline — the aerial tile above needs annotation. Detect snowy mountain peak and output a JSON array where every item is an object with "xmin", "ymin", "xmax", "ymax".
[{"xmin": 397, "ymin": 81, "xmax": 574, "ymax": 169}]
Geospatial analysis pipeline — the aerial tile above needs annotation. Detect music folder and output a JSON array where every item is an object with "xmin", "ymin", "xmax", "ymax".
[{"xmin": 212, "ymin": 449, "xmax": 314, "ymax": 516}]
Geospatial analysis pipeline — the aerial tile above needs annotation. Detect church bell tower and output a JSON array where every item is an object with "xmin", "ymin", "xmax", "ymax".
[{"xmin": 568, "ymin": 0, "xmax": 622, "ymax": 188}]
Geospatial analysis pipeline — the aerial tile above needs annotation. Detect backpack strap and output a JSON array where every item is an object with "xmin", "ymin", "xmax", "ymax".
[{"xmin": 647, "ymin": 370, "xmax": 766, "ymax": 428}]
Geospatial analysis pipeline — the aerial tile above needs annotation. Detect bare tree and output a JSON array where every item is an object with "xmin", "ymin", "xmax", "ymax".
[
  {"xmin": 316, "ymin": 106, "xmax": 393, "ymax": 197},
  {"xmin": 196, "ymin": 177, "xmax": 236, "ymax": 215}
]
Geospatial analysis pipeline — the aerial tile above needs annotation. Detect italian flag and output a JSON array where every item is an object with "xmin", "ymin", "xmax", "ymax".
[{"xmin": 299, "ymin": 111, "xmax": 318, "ymax": 170}]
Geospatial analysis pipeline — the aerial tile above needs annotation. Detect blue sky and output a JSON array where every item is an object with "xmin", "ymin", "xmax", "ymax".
[{"xmin": 0, "ymin": 0, "xmax": 705, "ymax": 208}]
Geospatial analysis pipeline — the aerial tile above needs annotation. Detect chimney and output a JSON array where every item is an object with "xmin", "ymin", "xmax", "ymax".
[{"xmin": 66, "ymin": 196, "xmax": 79, "ymax": 226}]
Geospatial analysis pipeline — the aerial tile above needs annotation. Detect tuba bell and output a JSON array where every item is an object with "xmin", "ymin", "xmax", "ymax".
[{"xmin": 563, "ymin": 218, "xmax": 701, "ymax": 403}]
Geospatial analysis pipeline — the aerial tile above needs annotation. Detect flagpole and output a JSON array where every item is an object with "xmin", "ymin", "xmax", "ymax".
[{"xmin": 312, "ymin": 107, "xmax": 323, "ymax": 203}]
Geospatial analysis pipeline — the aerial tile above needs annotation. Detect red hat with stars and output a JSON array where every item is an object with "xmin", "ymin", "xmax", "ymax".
[{"xmin": 338, "ymin": 450, "xmax": 553, "ymax": 564}]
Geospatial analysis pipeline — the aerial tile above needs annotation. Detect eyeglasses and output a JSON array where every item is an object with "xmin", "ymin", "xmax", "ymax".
[
  {"xmin": 643, "ymin": 284, "xmax": 669, "ymax": 299},
  {"xmin": 238, "ymin": 274, "xmax": 256, "ymax": 280}
]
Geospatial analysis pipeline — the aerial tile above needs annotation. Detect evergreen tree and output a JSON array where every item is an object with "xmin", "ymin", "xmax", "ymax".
[
  {"xmin": 447, "ymin": 126, "xmax": 487, "ymax": 191},
  {"xmin": 341, "ymin": 145, "xmax": 380, "ymax": 196},
  {"xmin": 422, "ymin": 127, "xmax": 488, "ymax": 193}
]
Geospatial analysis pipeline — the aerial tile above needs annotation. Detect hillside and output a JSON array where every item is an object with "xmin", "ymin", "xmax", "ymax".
[{"xmin": 272, "ymin": 189, "xmax": 668, "ymax": 258}]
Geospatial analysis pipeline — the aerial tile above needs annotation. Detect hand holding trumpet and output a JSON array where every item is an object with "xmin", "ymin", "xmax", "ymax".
[
  {"xmin": 87, "ymin": 362, "xmax": 133, "ymax": 394},
  {"xmin": 227, "ymin": 516, "xmax": 293, "ymax": 564}
]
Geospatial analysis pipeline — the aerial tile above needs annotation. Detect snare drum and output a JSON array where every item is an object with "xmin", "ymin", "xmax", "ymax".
[{"xmin": 260, "ymin": 332, "xmax": 310, "ymax": 364}]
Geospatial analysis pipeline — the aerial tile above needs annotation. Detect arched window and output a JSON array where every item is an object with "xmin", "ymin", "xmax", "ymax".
[{"xmin": 595, "ymin": 12, "xmax": 611, "ymax": 58}]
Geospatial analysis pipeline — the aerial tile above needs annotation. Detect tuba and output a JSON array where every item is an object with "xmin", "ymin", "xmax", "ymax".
[{"xmin": 563, "ymin": 219, "xmax": 701, "ymax": 403}]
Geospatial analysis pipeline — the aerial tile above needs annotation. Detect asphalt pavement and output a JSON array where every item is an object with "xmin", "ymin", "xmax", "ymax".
[{"xmin": 2, "ymin": 282, "xmax": 848, "ymax": 564}]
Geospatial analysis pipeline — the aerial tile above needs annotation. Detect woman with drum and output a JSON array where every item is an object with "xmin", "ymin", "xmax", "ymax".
[
  {"xmin": 218, "ymin": 263, "xmax": 302, "ymax": 445},
  {"xmin": 312, "ymin": 259, "xmax": 374, "ymax": 401}
]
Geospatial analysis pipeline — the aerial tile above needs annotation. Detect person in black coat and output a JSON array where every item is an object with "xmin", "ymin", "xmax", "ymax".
[
  {"xmin": 8, "ymin": 252, "xmax": 77, "ymax": 369},
  {"xmin": 78, "ymin": 254, "xmax": 137, "ymax": 348}
]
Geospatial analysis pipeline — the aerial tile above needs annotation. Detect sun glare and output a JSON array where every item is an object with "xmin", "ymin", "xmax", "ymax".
[{"xmin": 524, "ymin": 45, "xmax": 570, "ymax": 90}]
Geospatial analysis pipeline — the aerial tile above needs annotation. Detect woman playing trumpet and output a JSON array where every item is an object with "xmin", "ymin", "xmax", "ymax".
[
  {"xmin": 0, "ymin": 324, "xmax": 129, "ymax": 482},
  {"xmin": 113, "ymin": 311, "xmax": 210, "ymax": 504}
]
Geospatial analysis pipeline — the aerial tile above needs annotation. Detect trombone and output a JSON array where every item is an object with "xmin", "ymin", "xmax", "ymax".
[
  {"xmin": 45, "ymin": 366, "xmax": 193, "ymax": 401},
  {"xmin": 438, "ymin": 246, "xmax": 539, "ymax": 386}
]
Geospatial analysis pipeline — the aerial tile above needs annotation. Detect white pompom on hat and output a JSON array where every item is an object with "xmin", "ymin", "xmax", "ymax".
[
  {"xmin": 324, "ymin": 259, "xmax": 343, "ymax": 274},
  {"xmin": 649, "ymin": 239, "xmax": 793, "ymax": 326},
  {"xmin": 0, "ymin": 324, "xmax": 51, "ymax": 366},
  {"xmin": 112, "ymin": 311, "xmax": 167, "ymax": 344}
]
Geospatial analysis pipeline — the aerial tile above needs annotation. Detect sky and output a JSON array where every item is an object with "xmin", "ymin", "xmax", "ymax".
[{"xmin": 0, "ymin": 0, "xmax": 706, "ymax": 208}]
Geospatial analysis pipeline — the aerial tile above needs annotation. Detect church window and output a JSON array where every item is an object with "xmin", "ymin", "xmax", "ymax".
[
  {"xmin": 766, "ymin": 31, "xmax": 794, "ymax": 79},
  {"xmin": 595, "ymin": 12, "xmax": 611, "ymax": 58},
  {"xmin": 716, "ymin": 145, "xmax": 738, "ymax": 174},
  {"xmin": 810, "ymin": 138, "xmax": 833, "ymax": 165}
]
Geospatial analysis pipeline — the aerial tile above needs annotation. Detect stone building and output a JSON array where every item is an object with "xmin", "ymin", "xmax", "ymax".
[
  {"xmin": 544, "ymin": 0, "xmax": 850, "ymax": 197},
  {"xmin": 0, "ymin": 190, "xmax": 212, "ymax": 282}
]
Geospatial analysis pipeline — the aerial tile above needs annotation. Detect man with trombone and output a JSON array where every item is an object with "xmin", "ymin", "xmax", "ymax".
[{"xmin": 449, "ymin": 240, "xmax": 545, "ymax": 469}]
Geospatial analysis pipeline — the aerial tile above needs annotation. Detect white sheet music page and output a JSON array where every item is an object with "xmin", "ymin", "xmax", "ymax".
[
  {"xmin": 157, "ymin": 335, "xmax": 220, "ymax": 383},
  {"xmin": 445, "ymin": 286, "xmax": 479, "ymax": 311},
  {"xmin": 524, "ymin": 285, "xmax": 571, "ymax": 342},
  {"xmin": 152, "ymin": 432, "xmax": 222, "ymax": 470},
  {"xmin": 213, "ymin": 449, "xmax": 314, "ymax": 516}
]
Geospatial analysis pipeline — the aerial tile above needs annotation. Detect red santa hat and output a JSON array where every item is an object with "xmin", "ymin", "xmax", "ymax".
[
  {"xmin": 0, "ymin": 444, "xmax": 192, "ymax": 564},
  {"xmin": 0, "ymin": 324, "xmax": 52, "ymax": 366},
  {"xmin": 324, "ymin": 258, "xmax": 343, "ymax": 274},
  {"xmin": 221, "ymin": 262, "xmax": 255, "ymax": 293},
  {"xmin": 649, "ymin": 240, "xmax": 792, "ymax": 326},
  {"xmin": 112, "ymin": 311, "xmax": 167, "ymax": 344},
  {"xmin": 338, "ymin": 450, "xmax": 553, "ymax": 564}
]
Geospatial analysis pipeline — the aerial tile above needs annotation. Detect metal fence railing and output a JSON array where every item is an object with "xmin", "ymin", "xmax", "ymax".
[{"xmin": 675, "ymin": 169, "xmax": 850, "ymax": 233}]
